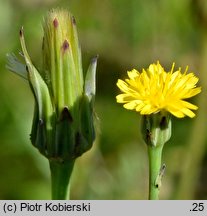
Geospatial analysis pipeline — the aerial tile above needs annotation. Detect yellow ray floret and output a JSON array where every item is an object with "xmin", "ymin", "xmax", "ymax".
[{"xmin": 116, "ymin": 62, "xmax": 201, "ymax": 118}]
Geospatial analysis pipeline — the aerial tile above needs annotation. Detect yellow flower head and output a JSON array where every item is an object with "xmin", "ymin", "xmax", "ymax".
[{"xmin": 116, "ymin": 62, "xmax": 201, "ymax": 118}]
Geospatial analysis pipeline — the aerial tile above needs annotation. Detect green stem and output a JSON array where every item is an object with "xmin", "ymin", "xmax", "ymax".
[
  {"xmin": 148, "ymin": 145, "xmax": 163, "ymax": 200},
  {"xmin": 49, "ymin": 160, "xmax": 75, "ymax": 200}
]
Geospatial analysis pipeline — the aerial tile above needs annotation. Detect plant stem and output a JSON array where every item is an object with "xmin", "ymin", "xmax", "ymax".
[
  {"xmin": 49, "ymin": 160, "xmax": 75, "ymax": 200},
  {"xmin": 148, "ymin": 145, "xmax": 163, "ymax": 200}
]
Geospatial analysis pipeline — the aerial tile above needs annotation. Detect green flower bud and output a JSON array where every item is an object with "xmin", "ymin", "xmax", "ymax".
[
  {"xmin": 141, "ymin": 112, "xmax": 171, "ymax": 147},
  {"xmin": 42, "ymin": 10, "xmax": 84, "ymax": 118},
  {"xmin": 7, "ymin": 9, "xmax": 97, "ymax": 162}
]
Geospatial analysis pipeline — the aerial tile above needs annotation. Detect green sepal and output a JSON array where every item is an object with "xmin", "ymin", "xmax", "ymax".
[
  {"xmin": 141, "ymin": 112, "xmax": 171, "ymax": 147},
  {"xmin": 84, "ymin": 56, "xmax": 98, "ymax": 104},
  {"xmin": 54, "ymin": 106, "xmax": 90, "ymax": 160},
  {"xmin": 61, "ymin": 39, "xmax": 78, "ymax": 118},
  {"xmin": 78, "ymin": 56, "xmax": 98, "ymax": 151},
  {"xmin": 54, "ymin": 107, "xmax": 75, "ymax": 160},
  {"xmin": 69, "ymin": 15, "xmax": 84, "ymax": 93},
  {"xmin": 19, "ymin": 27, "xmax": 55, "ymax": 156},
  {"xmin": 30, "ymin": 104, "xmax": 44, "ymax": 150},
  {"xmin": 80, "ymin": 95, "xmax": 95, "ymax": 151},
  {"xmin": 30, "ymin": 104, "xmax": 49, "ymax": 155}
]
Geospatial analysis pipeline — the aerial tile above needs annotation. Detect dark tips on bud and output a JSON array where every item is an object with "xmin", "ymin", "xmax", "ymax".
[
  {"xmin": 39, "ymin": 119, "xmax": 44, "ymax": 125},
  {"xmin": 19, "ymin": 26, "xmax": 23, "ymax": 37},
  {"xmin": 62, "ymin": 40, "xmax": 69, "ymax": 52},
  {"xmin": 71, "ymin": 16, "xmax": 76, "ymax": 25},
  {"xmin": 60, "ymin": 106, "xmax": 73, "ymax": 122},
  {"xmin": 91, "ymin": 55, "xmax": 99, "ymax": 64},
  {"xmin": 160, "ymin": 116, "xmax": 167, "ymax": 129},
  {"xmin": 53, "ymin": 18, "xmax": 59, "ymax": 28}
]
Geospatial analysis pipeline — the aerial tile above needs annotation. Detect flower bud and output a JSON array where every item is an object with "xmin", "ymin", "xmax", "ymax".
[
  {"xmin": 7, "ymin": 9, "xmax": 97, "ymax": 162},
  {"xmin": 42, "ymin": 10, "xmax": 84, "ymax": 118}
]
